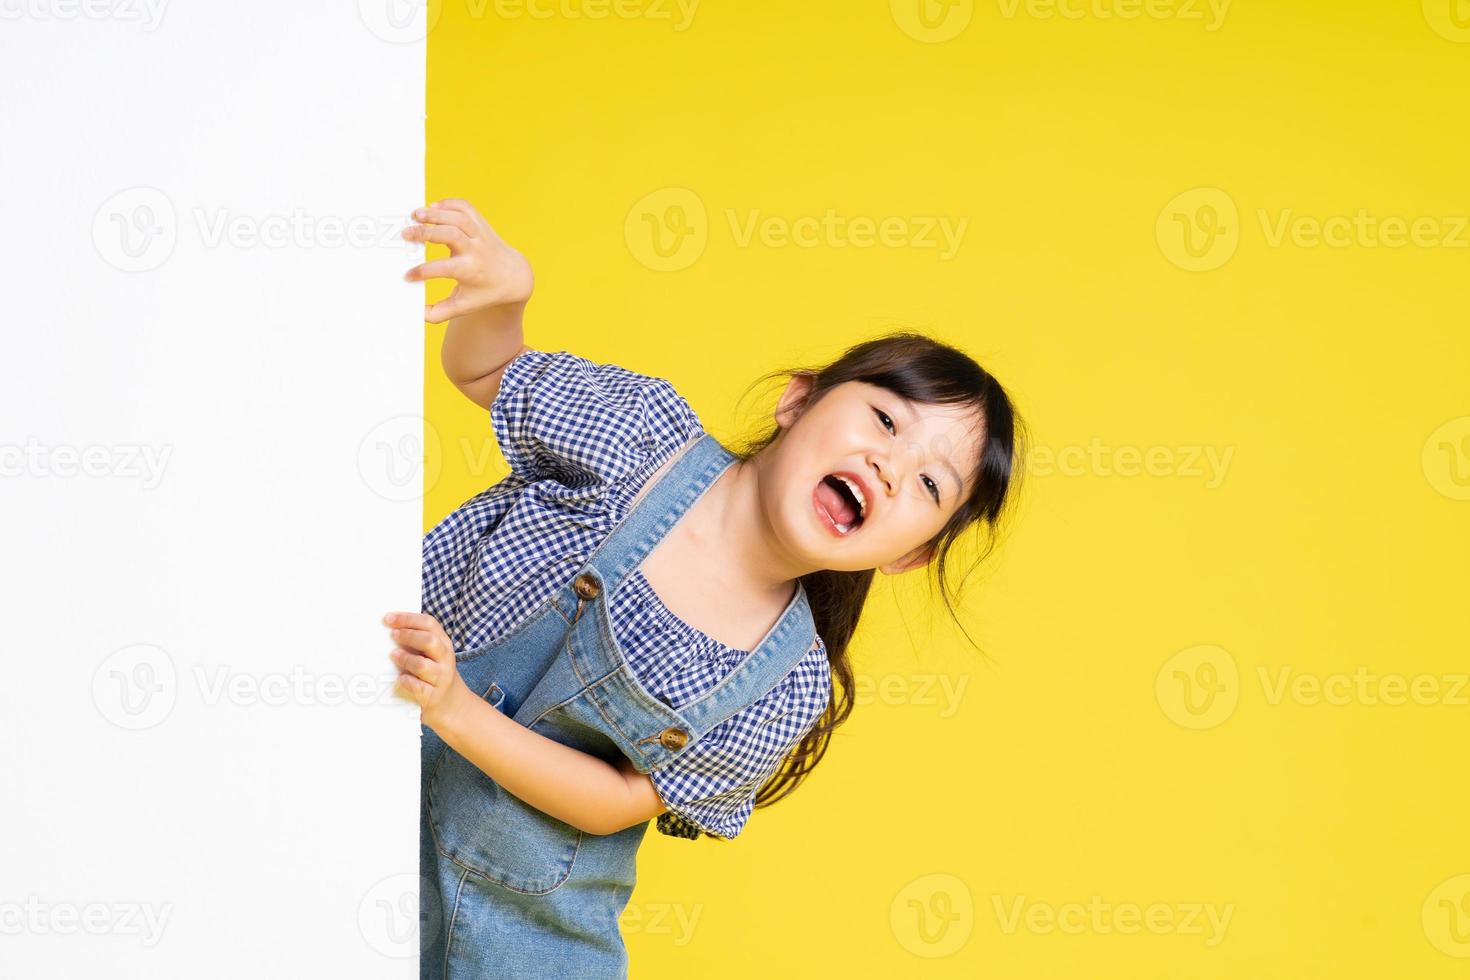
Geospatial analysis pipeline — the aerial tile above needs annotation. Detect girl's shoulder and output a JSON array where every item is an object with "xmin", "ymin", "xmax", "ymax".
[{"xmin": 492, "ymin": 348, "xmax": 703, "ymax": 489}]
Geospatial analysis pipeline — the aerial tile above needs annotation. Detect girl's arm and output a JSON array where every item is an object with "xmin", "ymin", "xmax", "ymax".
[
  {"xmin": 384, "ymin": 610, "xmax": 670, "ymax": 836},
  {"xmin": 403, "ymin": 197, "xmax": 535, "ymax": 412}
]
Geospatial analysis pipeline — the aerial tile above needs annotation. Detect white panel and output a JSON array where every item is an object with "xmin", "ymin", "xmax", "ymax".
[{"xmin": 0, "ymin": 3, "xmax": 425, "ymax": 976}]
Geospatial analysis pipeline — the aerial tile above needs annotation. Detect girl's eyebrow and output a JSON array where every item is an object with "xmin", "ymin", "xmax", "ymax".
[{"xmin": 896, "ymin": 396, "xmax": 966, "ymax": 497}]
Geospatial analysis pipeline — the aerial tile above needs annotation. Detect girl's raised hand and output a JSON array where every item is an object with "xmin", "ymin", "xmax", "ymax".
[
  {"xmin": 400, "ymin": 198, "xmax": 534, "ymax": 324},
  {"xmin": 383, "ymin": 610, "xmax": 470, "ymax": 729}
]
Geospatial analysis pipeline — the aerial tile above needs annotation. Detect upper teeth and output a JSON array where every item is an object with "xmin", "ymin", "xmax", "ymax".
[{"xmin": 836, "ymin": 475, "xmax": 867, "ymax": 518}]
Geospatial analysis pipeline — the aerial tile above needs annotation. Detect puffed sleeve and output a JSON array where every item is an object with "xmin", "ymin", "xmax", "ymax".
[
  {"xmin": 650, "ymin": 641, "xmax": 833, "ymax": 841},
  {"xmin": 490, "ymin": 347, "xmax": 701, "ymax": 488}
]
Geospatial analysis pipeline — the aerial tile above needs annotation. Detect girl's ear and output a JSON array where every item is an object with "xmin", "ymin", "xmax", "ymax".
[
  {"xmin": 880, "ymin": 542, "xmax": 936, "ymax": 576},
  {"xmin": 773, "ymin": 372, "xmax": 816, "ymax": 429}
]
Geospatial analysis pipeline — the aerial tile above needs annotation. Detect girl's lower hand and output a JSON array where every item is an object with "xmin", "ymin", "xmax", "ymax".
[
  {"xmin": 400, "ymin": 198, "xmax": 534, "ymax": 324},
  {"xmin": 383, "ymin": 610, "xmax": 469, "ymax": 730}
]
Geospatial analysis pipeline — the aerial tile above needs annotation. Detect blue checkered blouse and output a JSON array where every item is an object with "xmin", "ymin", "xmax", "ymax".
[{"xmin": 422, "ymin": 347, "xmax": 832, "ymax": 841}]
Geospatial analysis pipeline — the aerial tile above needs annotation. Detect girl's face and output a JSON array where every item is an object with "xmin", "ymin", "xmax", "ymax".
[{"xmin": 762, "ymin": 375, "xmax": 985, "ymax": 575}]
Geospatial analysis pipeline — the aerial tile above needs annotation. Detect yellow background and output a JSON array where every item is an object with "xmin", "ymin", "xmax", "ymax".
[{"xmin": 422, "ymin": 1, "xmax": 1470, "ymax": 975}]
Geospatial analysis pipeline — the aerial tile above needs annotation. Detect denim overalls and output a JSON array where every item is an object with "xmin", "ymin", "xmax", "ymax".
[{"xmin": 420, "ymin": 431, "xmax": 816, "ymax": 978}]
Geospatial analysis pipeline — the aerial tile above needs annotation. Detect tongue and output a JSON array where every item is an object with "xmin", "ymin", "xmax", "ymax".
[{"xmin": 817, "ymin": 478, "xmax": 857, "ymax": 525}]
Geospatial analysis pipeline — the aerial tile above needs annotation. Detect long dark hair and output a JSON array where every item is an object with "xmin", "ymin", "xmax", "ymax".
[{"xmin": 724, "ymin": 330, "xmax": 1028, "ymax": 824}]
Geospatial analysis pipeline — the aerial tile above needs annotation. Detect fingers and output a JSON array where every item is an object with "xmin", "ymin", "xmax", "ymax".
[
  {"xmin": 382, "ymin": 611, "xmax": 451, "ymax": 662},
  {"xmin": 426, "ymin": 197, "xmax": 499, "ymax": 240},
  {"xmin": 433, "ymin": 198, "xmax": 478, "ymax": 215},
  {"xmin": 389, "ymin": 626, "xmax": 447, "ymax": 659},
  {"xmin": 389, "ymin": 647, "xmax": 439, "ymax": 684},
  {"xmin": 383, "ymin": 611, "xmax": 442, "ymax": 630},
  {"xmin": 424, "ymin": 290, "xmax": 475, "ymax": 325},
  {"xmin": 403, "ymin": 256, "xmax": 468, "ymax": 283},
  {"xmin": 411, "ymin": 207, "xmax": 474, "ymax": 234},
  {"xmin": 393, "ymin": 671, "xmax": 431, "ymax": 704},
  {"xmin": 401, "ymin": 222, "xmax": 469, "ymax": 248}
]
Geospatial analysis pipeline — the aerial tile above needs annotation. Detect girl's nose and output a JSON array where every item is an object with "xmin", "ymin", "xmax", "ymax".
[{"xmin": 866, "ymin": 453, "xmax": 896, "ymax": 496}]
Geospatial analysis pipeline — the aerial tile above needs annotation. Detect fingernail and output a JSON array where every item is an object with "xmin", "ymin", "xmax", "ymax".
[{"xmin": 414, "ymin": 208, "xmax": 426, "ymax": 218}]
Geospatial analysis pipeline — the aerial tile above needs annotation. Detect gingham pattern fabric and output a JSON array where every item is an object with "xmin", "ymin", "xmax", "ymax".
[{"xmin": 422, "ymin": 347, "xmax": 832, "ymax": 841}]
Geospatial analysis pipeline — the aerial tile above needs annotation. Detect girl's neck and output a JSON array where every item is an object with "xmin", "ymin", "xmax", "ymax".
[{"xmin": 683, "ymin": 454, "xmax": 811, "ymax": 606}]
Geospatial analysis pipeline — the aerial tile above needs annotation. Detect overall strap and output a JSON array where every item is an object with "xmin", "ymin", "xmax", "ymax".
[{"xmin": 574, "ymin": 431, "xmax": 818, "ymax": 736}]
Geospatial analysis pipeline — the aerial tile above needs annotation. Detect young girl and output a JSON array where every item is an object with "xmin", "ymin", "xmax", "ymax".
[{"xmin": 383, "ymin": 198, "xmax": 1023, "ymax": 978}]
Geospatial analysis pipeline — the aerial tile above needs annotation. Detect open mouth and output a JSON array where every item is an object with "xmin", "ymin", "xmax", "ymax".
[{"xmin": 814, "ymin": 473, "xmax": 867, "ymax": 537}]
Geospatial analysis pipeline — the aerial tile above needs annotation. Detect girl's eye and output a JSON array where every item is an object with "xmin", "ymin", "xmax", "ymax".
[
  {"xmin": 873, "ymin": 407, "xmax": 895, "ymax": 434},
  {"xmin": 921, "ymin": 475, "xmax": 940, "ymax": 504}
]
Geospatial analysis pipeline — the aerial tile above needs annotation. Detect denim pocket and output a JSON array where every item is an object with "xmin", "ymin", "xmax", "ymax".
[{"xmin": 427, "ymin": 685, "xmax": 582, "ymax": 895}]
